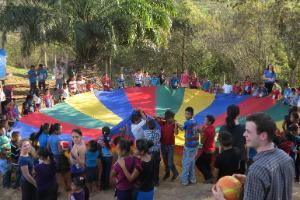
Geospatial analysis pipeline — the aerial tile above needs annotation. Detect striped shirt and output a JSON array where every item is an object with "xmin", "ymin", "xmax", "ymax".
[
  {"xmin": 244, "ymin": 148, "xmax": 294, "ymax": 200},
  {"xmin": 144, "ymin": 129, "xmax": 161, "ymax": 153}
]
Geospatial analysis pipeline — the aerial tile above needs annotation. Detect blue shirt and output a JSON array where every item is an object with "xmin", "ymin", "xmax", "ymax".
[
  {"xmin": 283, "ymin": 88, "xmax": 291, "ymax": 98},
  {"xmin": 38, "ymin": 132, "xmax": 49, "ymax": 149},
  {"xmin": 263, "ymin": 69, "xmax": 276, "ymax": 83},
  {"xmin": 170, "ymin": 77, "xmax": 179, "ymax": 87},
  {"xmin": 47, "ymin": 135, "xmax": 62, "ymax": 155},
  {"xmin": 151, "ymin": 77, "xmax": 159, "ymax": 86},
  {"xmin": 184, "ymin": 119, "xmax": 199, "ymax": 148},
  {"xmin": 37, "ymin": 68, "xmax": 48, "ymax": 81},
  {"xmin": 118, "ymin": 78, "xmax": 125, "ymax": 88},
  {"xmin": 28, "ymin": 69, "xmax": 37, "ymax": 83},
  {"xmin": 18, "ymin": 156, "xmax": 34, "ymax": 183},
  {"xmin": 86, "ymin": 150, "xmax": 100, "ymax": 168},
  {"xmin": 98, "ymin": 136, "xmax": 112, "ymax": 157},
  {"xmin": 202, "ymin": 81, "xmax": 211, "ymax": 91}
]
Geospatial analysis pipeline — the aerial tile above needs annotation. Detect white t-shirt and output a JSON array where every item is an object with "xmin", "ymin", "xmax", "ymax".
[
  {"xmin": 33, "ymin": 94, "xmax": 41, "ymax": 104},
  {"xmin": 63, "ymin": 88, "xmax": 69, "ymax": 99},
  {"xmin": 222, "ymin": 84, "xmax": 233, "ymax": 94},
  {"xmin": 134, "ymin": 73, "xmax": 143, "ymax": 85},
  {"xmin": 131, "ymin": 119, "xmax": 146, "ymax": 140}
]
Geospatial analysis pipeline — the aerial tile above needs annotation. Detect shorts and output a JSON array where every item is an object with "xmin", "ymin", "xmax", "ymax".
[
  {"xmin": 115, "ymin": 189, "xmax": 133, "ymax": 200},
  {"xmin": 135, "ymin": 83, "xmax": 141, "ymax": 87},
  {"xmin": 137, "ymin": 189, "xmax": 154, "ymax": 200},
  {"xmin": 86, "ymin": 167, "xmax": 98, "ymax": 183},
  {"xmin": 54, "ymin": 154, "xmax": 70, "ymax": 173}
]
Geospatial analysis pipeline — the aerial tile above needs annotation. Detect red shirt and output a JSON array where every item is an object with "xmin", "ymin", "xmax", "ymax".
[
  {"xmin": 202, "ymin": 125, "xmax": 215, "ymax": 153},
  {"xmin": 159, "ymin": 121, "xmax": 176, "ymax": 145},
  {"xmin": 233, "ymin": 85, "xmax": 242, "ymax": 94}
]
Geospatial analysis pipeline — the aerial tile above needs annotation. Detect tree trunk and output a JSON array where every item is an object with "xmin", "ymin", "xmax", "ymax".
[{"xmin": 181, "ymin": 28, "xmax": 186, "ymax": 72}]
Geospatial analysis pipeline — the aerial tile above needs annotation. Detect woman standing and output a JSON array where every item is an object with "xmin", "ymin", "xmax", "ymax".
[
  {"xmin": 19, "ymin": 139, "xmax": 36, "ymax": 200},
  {"xmin": 263, "ymin": 64, "xmax": 276, "ymax": 94},
  {"xmin": 219, "ymin": 105, "xmax": 246, "ymax": 174},
  {"xmin": 70, "ymin": 129, "xmax": 86, "ymax": 178},
  {"xmin": 35, "ymin": 148, "xmax": 58, "ymax": 200}
]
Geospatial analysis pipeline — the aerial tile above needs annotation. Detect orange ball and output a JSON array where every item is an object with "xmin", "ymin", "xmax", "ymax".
[{"xmin": 217, "ymin": 176, "xmax": 242, "ymax": 200}]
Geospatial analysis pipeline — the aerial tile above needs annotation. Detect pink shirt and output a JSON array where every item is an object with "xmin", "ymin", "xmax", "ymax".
[
  {"xmin": 113, "ymin": 156, "xmax": 140, "ymax": 190},
  {"xmin": 180, "ymin": 73, "xmax": 189, "ymax": 86}
]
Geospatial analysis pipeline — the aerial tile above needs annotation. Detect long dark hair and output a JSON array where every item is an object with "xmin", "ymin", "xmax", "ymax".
[
  {"xmin": 35, "ymin": 123, "xmax": 50, "ymax": 141},
  {"xmin": 102, "ymin": 126, "xmax": 111, "ymax": 150},
  {"xmin": 225, "ymin": 105, "xmax": 240, "ymax": 131},
  {"xmin": 49, "ymin": 123, "xmax": 61, "ymax": 135},
  {"xmin": 266, "ymin": 64, "xmax": 275, "ymax": 74}
]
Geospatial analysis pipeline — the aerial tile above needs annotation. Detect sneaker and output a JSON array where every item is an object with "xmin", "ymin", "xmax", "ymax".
[
  {"xmin": 163, "ymin": 173, "xmax": 170, "ymax": 181},
  {"xmin": 171, "ymin": 173, "xmax": 179, "ymax": 181},
  {"xmin": 181, "ymin": 182, "xmax": 189, "ymax": 186}
]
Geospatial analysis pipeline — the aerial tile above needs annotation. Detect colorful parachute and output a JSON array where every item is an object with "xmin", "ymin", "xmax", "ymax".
[{"xmin": 15, "ymin": 86, "xmax": 289, "ymax": 145}]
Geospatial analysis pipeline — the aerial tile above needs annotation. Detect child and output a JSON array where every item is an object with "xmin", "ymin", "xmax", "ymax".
[
  {"xmin": 190, "ymin": 72, "xmax": 199, "ymax": 89},
  {"xmin": 213, "ymin": 131, "xmax": 239, "ymax": 180},
  {"xmin": 143, "ymin": 119, "xmax": 161, "ymax": 186},
  {"xmin": 98, "ymin": 126, "xmax": 112, "ymax": 190},
  {"xmin": 12, "ymin": 99, "xmax": 21, "ymax": 121},
  {"xmin": 0, "ymin": 124, "xmax": 10, "ymax": 153},
  {"xmin": 10, "ymin": 131, "xmax": 21, "ymax": 189},
  {"xmin": 289, "ymin": 88, "xmax": 297, "ymax": 106},
  {"xmin": 118, "ymin": 139, "xmax": 155, "ymax": 200},
  {"xmin": 77, "ymin": 75, "xmax": 86, "ymax": 93},
  {"xmin": 70, "ymin": 176, "xmax": 89, "ymax": 200},
  {"xmin": 53, "ymin": 88, "xmax": 62, "ymax": 105},
  {"xmin": 157, "ymin": 110, "xmax": 179, "ymax": 180},
  {"xmin": 150, "ymin": 73, "xmax": 159, "ymax": 86},
  {"xmin": 85, "ymin": 140, "xmax": 100, "ymax": 193},
  {"xmin": 35, "ymin": 148, "xmax": 58, "ymax": 199},
  {"xmin": 213, "ymin": 83, "xmax": 221, "ymax": 94},
  {"xmin": 179, "ymin": 107, "xmax": 199, "ymax": 186},
  {"xmin": 101, "ymin": 74, "xmax": 111, "ymax": 91},
  {"xmin": 272, "ymin": 81, "xmax": 282, "ymax": 100},
  {"xmin": 232, "ymin": 81, "xmax": 242, "ymax": 95},
  {"xmin": 142, "ymin": 72, "xmax": 151, "ymax": 87},
  {"xmin": 35, "ymin": 123, "xmax": 50, "ymax": 149},
  {"xmin": 86, "ymin": 80, "xmax": 95, "ymax": 92},
  {"xmin": 242, "ymin": 76, "xmax": 252, "ymax": 94},
  {"xmin": 62, "ymin": 83, "xmax": 70, "ymax": 101},
  {"xmin": 251, "ymin": 83, "xmax": 258, "ymax": 97},
  {"xmin": 222, "ymin": 80, "xmax": 232, "ymax": 94},
  {"xmin": 180, "ymin": 69, "xmax": 189, "ymax": 88},
  {"xmin": 117, "ymin": 73, "xmax": 126, "ymax": 89},
  {"xmin": 131, "ymin": 109, "xmax": 147, "ymax": 140},
  {"xmin": 33, "ymin": 91, "xmax": 42, "ymax": 111},
  {"xmin": 22, "ymin": 95, "xmax": 34, "ymax": 115},
  {"xmin": 44, "ymin": 89, "xmax": 52, "ymax": 108},
  {"xmin": 111, "ymin": 139, "xmax": 137, "ymax": 200},
  {"xmin": 159, "ymin": 68, "xmax": 166, "ymax": 85},
  {"xmin": 196, "ymin": 115, "xmax": 215, "ymax": 183},
  {"xmin": 256, "ymin": 82, "xmax": 268, "ymax": 98},
  {"xmin": 170, "ymin": 72, "xmax": 179, "ymax": 89},
  {"xmin": 69, "ymin": 75, "xmax": 78, "ymax": 95},
  {"xmin": 134, "ymin": 69, "xmax": 143, "ymax": 87},
  {"xmin": 283, "ymin": 83, "xmax": 292, "ymax": 105},
  {"xmin": 202, "ymin": 77, "xmax": 211, "ymax": 92},
  {"xmin": 0, "ymin": 150, "xmax": 10, "ymax": 188}
]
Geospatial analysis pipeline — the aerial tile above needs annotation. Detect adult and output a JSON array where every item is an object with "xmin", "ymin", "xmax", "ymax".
[
  {"xmin": 54, "ymin": 64, "xmax": 65, "ymax": 89},
  {"xmin": 70, "ymin": 129, "xmax": 86, "ymax": 178},
  {"xmin": 263, "ymin": 64, "xmax": 276, "ymax": 94},
  {"xmin": 213, "ymin": 113, "xmax": 294, "ymax": 200},
  {"xmin": 27, "ymin": 65, "xmax": 37, "ymax": 94},
  {"xmin": 34, "ymin": 148, "xmax": 58, "ymax": 200},
  {"xmin": 19, "ymin": 139, "xmax": 36, "ymax": 200},
  {"xmin": 37, "ymin": 64, "xmax": 48, "ymax": 92},
  {"xmin": 159, "ymin": 68, "xmax": 166, "ymax": 85},
  {"xmin": 47, "ymin": 123, "xmax": 70, "ymax": 193},
  {"xmin": 219, "ymin": 105, "xmax": 246, "ymax": 174}
]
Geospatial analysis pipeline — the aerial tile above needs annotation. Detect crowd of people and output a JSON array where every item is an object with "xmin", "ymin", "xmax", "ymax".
[{"xmin": 0, "ymin": 62, "xmax": 299, "ymax": 200}]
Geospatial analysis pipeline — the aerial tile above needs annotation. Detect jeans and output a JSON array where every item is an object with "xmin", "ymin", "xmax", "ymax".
[
  {"xmin": 12, "ymin": 164, "xmax": 21, "ymax": 188},
  {"xmin": 30, "ymin": 82, "xmax": 37, "ymax": 94},
  {"xmin": 56, "ymin": 78, "xmax": 64, "ymax": 89},
  {"xmin": 181, "ymin": 146, "xmax": 197, "ymax": 185},
  {"xmin": 3, "ymin": 170, "xmax": 11, "ymax": 188},
  {"xmin": 151, "ymin": 151, "xmax": 161, "ymax": 185},
  {"xmin": 101, "ymin": 156, "xmax": 112, "ymax": 189},
  {"xmin": 38, "ymin": 80, "xmax": 46, "ymax": 91},
  {"xmin": 196, "ymin": 152, "xmax": 213, "ymax": 180},
  {"xmin": 295, "ymin": 154, "xmax": 300, "ymax": 181},
  {"xmin": 161, "ymin": 144, "xmax": 178, "ymax": 176}
]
